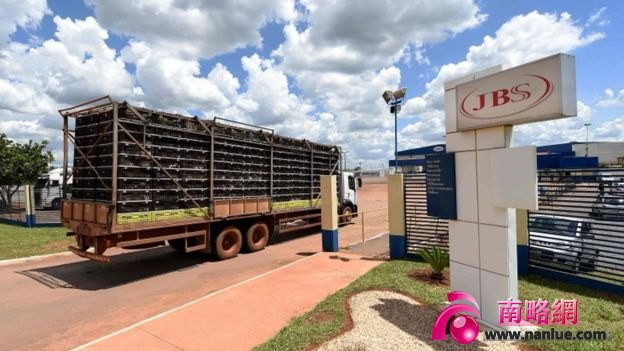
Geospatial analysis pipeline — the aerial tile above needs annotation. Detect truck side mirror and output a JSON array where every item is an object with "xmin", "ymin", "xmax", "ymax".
[{"xmin": 357, "ymin": 177, "xmax": 362, "ymax": 188}]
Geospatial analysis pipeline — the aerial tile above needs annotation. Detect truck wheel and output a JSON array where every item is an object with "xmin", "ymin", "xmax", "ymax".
[
  {"xmin": 245, "ymin": 222, "xmax": 269, "ymax": 252},
  {"xmin": 213, "ymin": 226, "xmax": 242, "ymax": 260},
  {"xmin": 51, "ymin": 198, "xmax": 61, "ymax": 210},
  {"xmin": 340, "ymin": 207, "xmax": 353, "ymax": 223}
]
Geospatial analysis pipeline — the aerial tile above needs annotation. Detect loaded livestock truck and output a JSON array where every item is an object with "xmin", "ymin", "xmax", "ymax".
[{"xmin": 58, "ymin": 96, "xmax": 358, "ymax": 262}]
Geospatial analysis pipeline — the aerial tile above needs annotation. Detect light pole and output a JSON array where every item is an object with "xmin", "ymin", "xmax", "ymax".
[
  {"xmin": 584, "ymin": 123, "xmax": 591, "ymax": 157},
  {"xmin": 382, "ymin": 88, "xmax": 407, "ymax": 173}
]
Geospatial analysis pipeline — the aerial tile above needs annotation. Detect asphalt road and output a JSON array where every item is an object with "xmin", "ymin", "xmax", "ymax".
[
  {"xmin": 1, "ymin": 182, "xmax": 388, "ymax": 351},
  {"xmin": 1, "ymin": 232, "xmax": 323, "ymax": 351}
]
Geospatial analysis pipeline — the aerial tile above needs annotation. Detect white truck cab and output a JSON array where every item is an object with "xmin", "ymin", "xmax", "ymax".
[
  {"xmin": 339, "ymin": 171, "xmax": 359, "ymax": 222},
  {"xmin": 35, "ymin": 168, "xmax": 72, "ymax": 210}
]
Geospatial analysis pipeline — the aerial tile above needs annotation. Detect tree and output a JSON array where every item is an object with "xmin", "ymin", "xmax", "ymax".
[{"xmin": 0, "ymin": 134, "xmax": 53, "ymax": 208}]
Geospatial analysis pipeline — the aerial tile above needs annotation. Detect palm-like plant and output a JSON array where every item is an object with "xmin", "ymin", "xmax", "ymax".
[{"xmin": 417, "ymin": 246, "xmax": 449, "ymax": 281}]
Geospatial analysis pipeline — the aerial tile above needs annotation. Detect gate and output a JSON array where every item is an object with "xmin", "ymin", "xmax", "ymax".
[
  {"xmin": 404, "ymin": 172, "xmax": 449, "ymax": 256},
  {"xmin": 528, "ymin": 167, "xmax": 624, "ymax": 288}
]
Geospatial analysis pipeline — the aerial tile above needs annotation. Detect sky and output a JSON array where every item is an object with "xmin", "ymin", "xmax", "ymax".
[{"xmin": 1, "ymin": 0, "xmax": 623, "ymax": 169}]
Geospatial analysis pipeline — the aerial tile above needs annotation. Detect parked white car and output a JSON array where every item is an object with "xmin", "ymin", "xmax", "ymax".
[{"xmin": 529, "ymin": 214, "xmax": 599, "ymax": 272}]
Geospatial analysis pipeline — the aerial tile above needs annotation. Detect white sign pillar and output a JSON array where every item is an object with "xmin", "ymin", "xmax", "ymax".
[{"xmin": 444, "ymin": 54, "xmax": 576, "ymax": 327}]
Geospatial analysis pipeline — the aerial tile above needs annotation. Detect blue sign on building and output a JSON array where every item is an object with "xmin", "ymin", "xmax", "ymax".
[{"xmin": 425, "ymin": 153, "xmax": 457, "ymax": 220}]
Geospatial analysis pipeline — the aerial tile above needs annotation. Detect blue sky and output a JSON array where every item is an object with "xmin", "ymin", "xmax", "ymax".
[{"xmin": 1, "ymin": 0, "xmax": 623, "ymax": 168}]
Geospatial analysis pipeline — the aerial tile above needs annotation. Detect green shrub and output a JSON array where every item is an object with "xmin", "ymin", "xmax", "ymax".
[{"xmin": 417, "ymin": 246, "xmax": 449, "ymax": 280}]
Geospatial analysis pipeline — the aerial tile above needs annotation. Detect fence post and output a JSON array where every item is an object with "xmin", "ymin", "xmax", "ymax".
[
  {"xmin": 516, "ymin": 209, "xmax": 529, "ymax": 274},
  {"xmin": 387, "ymin": 174, "xmax": 406, "ymax": 258},
  {"xmin": 24, "ymin": 185, "xmax": 36, "ymax": 227},
  {"xmin": 321, "ymin": 175, "xmax": 338, "ymax": 252},
  {"xmin": 361, "ymin": 212, "xmax": 365, "ymax": 243}
]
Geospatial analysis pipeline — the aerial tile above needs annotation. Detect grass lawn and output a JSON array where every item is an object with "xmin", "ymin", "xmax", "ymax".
[
  {"xmin": 0, "ymin": 223, "xmax": 73, "ymax": 260},
  {"xmin": 255, "ymin": 260, "xmax": 624, "ymax": 351}
]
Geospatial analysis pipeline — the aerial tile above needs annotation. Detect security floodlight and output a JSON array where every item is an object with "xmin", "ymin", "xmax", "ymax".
[
  {"xmin": 381, "ymin": 87, "xmax": 407, "ymax": 173},
  {"xmin": 390, "ymin": 104, "xmax": 401, "ymax": 114},
  {"xmin": 392, "ymin": 88, "xmax": 406, "ymax": 101},
  {"xmin": 382, "ymin": 90, "xmax": 393, "ymax": 104}
]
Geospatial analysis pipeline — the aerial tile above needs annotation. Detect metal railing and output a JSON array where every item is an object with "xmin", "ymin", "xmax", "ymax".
[
  {"xmin": 529, "ymin": 167, "xmax": 624, "ymax": 286},
  {"xmin": 338, "ymin": 207, "xmax": 387, "ymax": 248}
]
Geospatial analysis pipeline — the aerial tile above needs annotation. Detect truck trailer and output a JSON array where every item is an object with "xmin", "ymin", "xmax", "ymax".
[{"xmin": 59, "ymin": 96, "xmax": 358, "ymax": 262}]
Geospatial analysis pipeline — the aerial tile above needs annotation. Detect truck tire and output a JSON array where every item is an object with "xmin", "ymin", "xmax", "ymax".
[
  {"xmin": 245, "ymin": 222, "xmax": 269, "ymax": 252},
  {"xmin": 340, "ymin": 206, "xmax": 353, "ymax": 223},
  {"xmin": 213, "ymin": 226, "xmax": 242, "ymax": 260}
]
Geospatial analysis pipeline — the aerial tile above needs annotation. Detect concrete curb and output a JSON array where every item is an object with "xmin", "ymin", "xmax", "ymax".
[{"xmin": 0, "ymin": 251, "xmax": 73, "ymax": 267}]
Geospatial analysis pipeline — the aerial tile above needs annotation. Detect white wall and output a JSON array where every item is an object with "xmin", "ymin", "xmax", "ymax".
[{"xmin": 572, "ymin": 142, "xmax": 624, "ymax": 164}]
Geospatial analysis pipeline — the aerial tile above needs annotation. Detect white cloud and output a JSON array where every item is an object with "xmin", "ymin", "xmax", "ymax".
[
  {"xmin": 269, "ymin": 0, "xmax": 487, "ymax": 165},
  {"xmin": 596, "ymin": 88, "xmax": 624, "ymax": 107},
  {"xmin": 213, "ymin": 54, "xmax": 317, "ymax": 136},
  {"xmin": 0, "ymin": 16, "xmax": 135, "ymax": 113},
  {"xmin": 394, "ymin": 11, "xmax": 606, "ymax": 156},
  {"xmin": 0, "ymin": 5, "xmax": 615, "ymax": 170},
  {"xmin": 0, "ymin": 15, "xmax": 137, "ymax": 167},
  {"xmin": 418, "ymin": 11, "xmax": 605, "ymax": 112},
  {"xmin": 123, "ymin": 40, "xmax": 237, "ymax": 112},
  {"xmin": 274, "ymin": 0, "xmax": 485, "ymax": 74},
  {"xmin": 86, "ymin": 0, "xmax": 296, "ymax": 58},
  {"xmin": 513, "ymin": 101, "xmax": 591, "ymax": 146},
  {"xmin": 593, "ymin": 116, "xmax": 624, "ymax": 141},
  {"xmin": 0, "ymin": 0, "xmax": 48, "ymax": 45},
  {"xmin": 586, "ymin": 7, "xmax": 609, "ymax": 27}
]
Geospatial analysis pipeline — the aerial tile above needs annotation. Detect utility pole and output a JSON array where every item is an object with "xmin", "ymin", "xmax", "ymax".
[
  {"xmin": 382, "ymin": 88, "xmax": 407, "ymax": 174},
  {"xmin": 584, "ymin": 123, "xmax": 591, "ymax": 157}
]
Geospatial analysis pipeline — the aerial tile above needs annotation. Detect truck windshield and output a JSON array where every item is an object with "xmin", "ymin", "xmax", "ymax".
[
  {"xmin": 532, "ymin": 217, "xmax": 577, "ymax": 236},
  {"xmin": 35, "ymin": 178, "xmax": 48, "ymax": 189}
]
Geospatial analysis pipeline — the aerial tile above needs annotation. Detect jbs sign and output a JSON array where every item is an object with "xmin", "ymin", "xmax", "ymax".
[{"xmin": 456, "ymin": 54, "xmax": 576, "ymax": 131}]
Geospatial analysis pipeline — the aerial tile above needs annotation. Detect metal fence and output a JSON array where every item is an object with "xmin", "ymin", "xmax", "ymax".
[
  {"xmin": 0, "ymin": 186, "xmax": 30, "ymax": 224},
  {"xmin": 528, "ymin": 167, "xmax": 624, "ymax": 287},
  {"xmin": 0, "ymin": 184, "xmax": 63, "ymax": 226},
  {"xmin": 33, "ymin": 183, "xmax": 63, "ymax": 224},
  {"xmin": 404, "ymin": 172, "xmax": 449, "ymax": 256}
]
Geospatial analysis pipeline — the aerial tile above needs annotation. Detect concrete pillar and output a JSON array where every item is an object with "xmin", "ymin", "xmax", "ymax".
[
  {"xmin": 387, "ymin": 174, "xmax": 406, "ymax": 258},
  {"xmin": 321, "ymin": 175, "xmax": 338, "ymax": 252},
  {"xmin": 446, "ymin": 124, "xmax": 519, "ymax": 327},
  {"xmin": 516, "ymin": 209, "xmax": 529, "ymax": 274}
]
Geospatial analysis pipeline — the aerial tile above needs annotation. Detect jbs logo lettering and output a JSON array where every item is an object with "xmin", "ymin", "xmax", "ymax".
[{"xmin": 459, "ymin": 75, "xmax": 553, "ymax": 120}]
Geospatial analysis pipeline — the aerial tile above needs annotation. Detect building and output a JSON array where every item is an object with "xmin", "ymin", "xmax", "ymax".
[
  {"xmin": 388, "ymin": 144, "xmax": 446, "ymax": 173},
  {"xmin": 358, "ymin": 169, "xmax": 386, "ymax": 177},
  {"xmin": 390, "ymin": 141, "xmax": 624, "ymax": 173}
]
